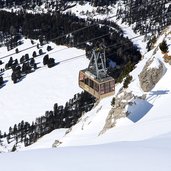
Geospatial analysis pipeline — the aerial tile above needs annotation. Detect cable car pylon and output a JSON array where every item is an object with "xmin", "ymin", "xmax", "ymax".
[{"xmin": 79, "ymin": 47, "xmax": 115, "ymax": 99}]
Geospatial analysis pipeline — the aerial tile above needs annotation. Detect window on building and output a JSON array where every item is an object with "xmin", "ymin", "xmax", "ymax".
[
  {"xmin": 109, "ymin": 80, "xmax": 115, "ymax": 91},
  {"xmin": 100, "ymin": 83, "xmax": 105, "ymax": 94},
  {"xmin": 104, "ymin": 82, "xmax": 110, "ymax": 93}
]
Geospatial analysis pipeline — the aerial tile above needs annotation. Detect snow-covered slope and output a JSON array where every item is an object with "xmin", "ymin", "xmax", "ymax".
[
  {"xmin": 1, "ymin": 133, "xmax": 171, "ymax": 171},
  {"xmin": 12, "ymin": 26, "xmax": 171, "ymax": 157},
  {"xmin": 0, "ymin": 39, "xmax": 89, "ymax": 133},
  {"xmin": 56, "ymin": 27, "xmax": 171, "ymax": 147}
]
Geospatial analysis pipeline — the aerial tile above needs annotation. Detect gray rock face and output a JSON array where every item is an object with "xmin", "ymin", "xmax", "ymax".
[
  {"xmin": 52, "ymin": 140, "xmax": 62, "ymax": 147},
  {"xmin": 139, "ymin": 58, "xmax": 166, "ymax": 92},
  {"xmin": 99, "ymin": 90, "xmax": 147, "ymax": 135},
  {"xmin": 99, "ymin": 91, "xmax": 134, "ymax": 135}
]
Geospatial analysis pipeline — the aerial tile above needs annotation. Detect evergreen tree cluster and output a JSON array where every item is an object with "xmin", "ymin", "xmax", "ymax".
[
  {"xmin": 123, "ymin": 74, "xmax": 133, "ymax": 88},
  {"xmin": 159, "ymin": 40, "xmax": 168, "ymax": 53},
  {"xmin": 11, "ymin": 56, "xmax": 37, "ymax": 83},
  {"xmin": 0, "ymin": 63, "xmax": 5, "ymax": 88},
  {"xmin": 0, "ymin": 91, "xmax": 95, "ymax": 147},
  {"xmin": 117, "ymin": 0, "xmax": 171, "ymax": 37},
  {"xmin": 0, "ymin": 75, "xmax": 4, "ymax": 87},
  {"xmin": 6, "ymin": 34, "xmax": 23, "ymax": 51},
  {"xmin": 0, "ymin": 44, "xmax": 54, "ymax": 87},
  {"xmin": 0, "ymin": 0, "xmax": 170, "ymax": 39},
  {"xmin": 0, "ymin": 10, "xmax": 141, "ymax": 79},
  {"xmin": 43, "ymin": 54, "xmax": 55, "ymax": 68},
  {"xmin": 0, "ymin": 0, "xmax": 118, "ymax": 10},
  {"xmin": 4, "ymin": 53, "xmax": 37, "ymax": 83}
]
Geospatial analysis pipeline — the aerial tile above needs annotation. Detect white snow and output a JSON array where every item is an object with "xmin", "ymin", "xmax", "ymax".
[
  {"xmin": 148, "ymin": 57, "xmax": 161, "ymax": 69},
  {"xmin": 56, "ymin": 26, "xmax": 171, "ymax": 147},
  {"xmin": 20, "ymin": 129, "xmax": 67, "ymax": 151},
  {"xmin": 0, "ymin": 134, "xmax": 171, "ymax": 171},
  {"xmin": 0, "ymin": 39, "xmax": 89, "ymax": 133},
  {"xmin": 126, "ymin": 98, "xmax": 153, "ymax": 123}
]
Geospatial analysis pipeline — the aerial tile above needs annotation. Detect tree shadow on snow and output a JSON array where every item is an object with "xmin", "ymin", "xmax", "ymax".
[{"xmin": 0, "ymin": 80, "xmax": 8, "ymax": 89}]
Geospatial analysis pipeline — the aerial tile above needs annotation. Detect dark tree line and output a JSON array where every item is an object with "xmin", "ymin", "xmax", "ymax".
[
  {"xmin": 0, "ymin": 0, "xmax": 144, "ymax": 149},
  {"xmin": 0, "ymin": 0, "xmax": 118, "ymax": 9},
  {"xmin": 0, "ymin": 0, "xmax": 170, "ymax": 41},
  {"xmin": 159, "ymin": 40, "xmax": 168, "ymax": 53},
  {"xmin": 0, "ymin": 59, "xmax": 4, "ymax": 87},
  {"xmin": 4, "ymin": 52, "xmax": 37, "ymax": 83},
  {"xmin": 0, "ymin": 75, "xmax": 4, "ymax": 87},
  {"xmin": 0, "ymin": 10, "xmax": 141, "ymax": 80},
  {"xmin": 0, "ymin": 91, "xmax": 95, "ymax": 147},
  {"xmin": 117, "ymin": 0, "xmax": 171, "ymax": 38}
]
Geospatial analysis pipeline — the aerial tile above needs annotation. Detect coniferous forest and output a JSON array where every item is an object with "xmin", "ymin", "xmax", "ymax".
[
  {"xmin": 0, "ymin": 92, "xmax": 95, "ymax": 147},
  {"xmin": 0, "ymin": 10, "xmax": 141, "ymax": 79}
]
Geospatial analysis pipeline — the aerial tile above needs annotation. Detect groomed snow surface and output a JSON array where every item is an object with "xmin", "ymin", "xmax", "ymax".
[{"xmin": 1, "ymin": 134, "xmax": 171, "ymax": 171}]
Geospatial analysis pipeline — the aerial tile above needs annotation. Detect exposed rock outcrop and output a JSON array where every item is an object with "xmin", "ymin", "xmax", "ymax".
[
  {"xmin": 163, "ymin": 53, "xmax": 171, "ymax": 64},
  {"xmin": 100, "ymin": 90, "xmax": 147, "ymax": 135},
  {"xmin": 52, "ymin": 140, "xmax": 62, "ymax": 147},
  {"xmin": 100, "ymin": 90, "xmax": 146, "ymax": 135},
  {"xmin": 139, "ymin": 57, "xmax": 166, "ymax": 92}
]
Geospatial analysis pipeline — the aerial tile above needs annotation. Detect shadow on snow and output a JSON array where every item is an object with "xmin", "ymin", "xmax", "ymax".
[{"xmin": 127, "ymin": 98, "xmax": 153, "ymax": 123}]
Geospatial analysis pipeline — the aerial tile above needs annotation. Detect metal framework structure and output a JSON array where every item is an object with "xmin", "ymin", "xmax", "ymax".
[
  {"xmin": 79, "ymin": 48, "xmax": 115, "ymax": 99},
  {"xmin": 88, "ymin": 49, "xmax": 107, "ymax": 80}
]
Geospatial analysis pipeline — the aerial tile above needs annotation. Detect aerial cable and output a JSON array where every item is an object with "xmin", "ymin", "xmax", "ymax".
[
  {"xmin": 0, "ymin": 32, "xmax": 111, "ymax": 61},
  {"xmin": 1, "ymin": 32, "xmax": 147, "ymax": 77},
  {"xmin": 44, "ymin": 33, "xmax": 111, "ymax": 56},
  {"xmin": 47, "ymin": 14, "xmax": 118, "ymax": 43},
  {"xmin": 0, "ymin": 13, "xmax": 116, "ymax": 61},
  {"xmin": 0, "ymin": 3, "xmax": 170, "ymax": 68},
  {"xmin": 1, "ymin": 2, "xmax": 169, "ymax": 60},
  {"xmin": 0, "ymin": 44, "xmax": 37, "ymax": 60},
  {"xmin": 106, "ymin": 35, "xmax": 143, "ymax": 50},
  {"xmin": 2, "ymin": 33, "xmax": 144, "ymax": 80},
  {"xmin": 2, "ymin": 53, "xmax": 85, "ymax": 79},
  {"xmin": 2, "ymin": 0, "xmax": 169, "ymax": 45}
]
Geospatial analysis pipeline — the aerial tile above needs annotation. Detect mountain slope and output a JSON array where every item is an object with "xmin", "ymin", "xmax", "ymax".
[
  {"xmin": 12, "ymin": 26, "xmax": 171, "ymax": 152},
  {"xmin": 1, "ymin": 134, "xmax": 171, "ymax": 171},
  {"xmin": 0, "ymin": 39, "xmax": 89, "ymax": 133},
  {"xmin": 55, "ymin": 26, "xmax": 171, "ymax": 147}
]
